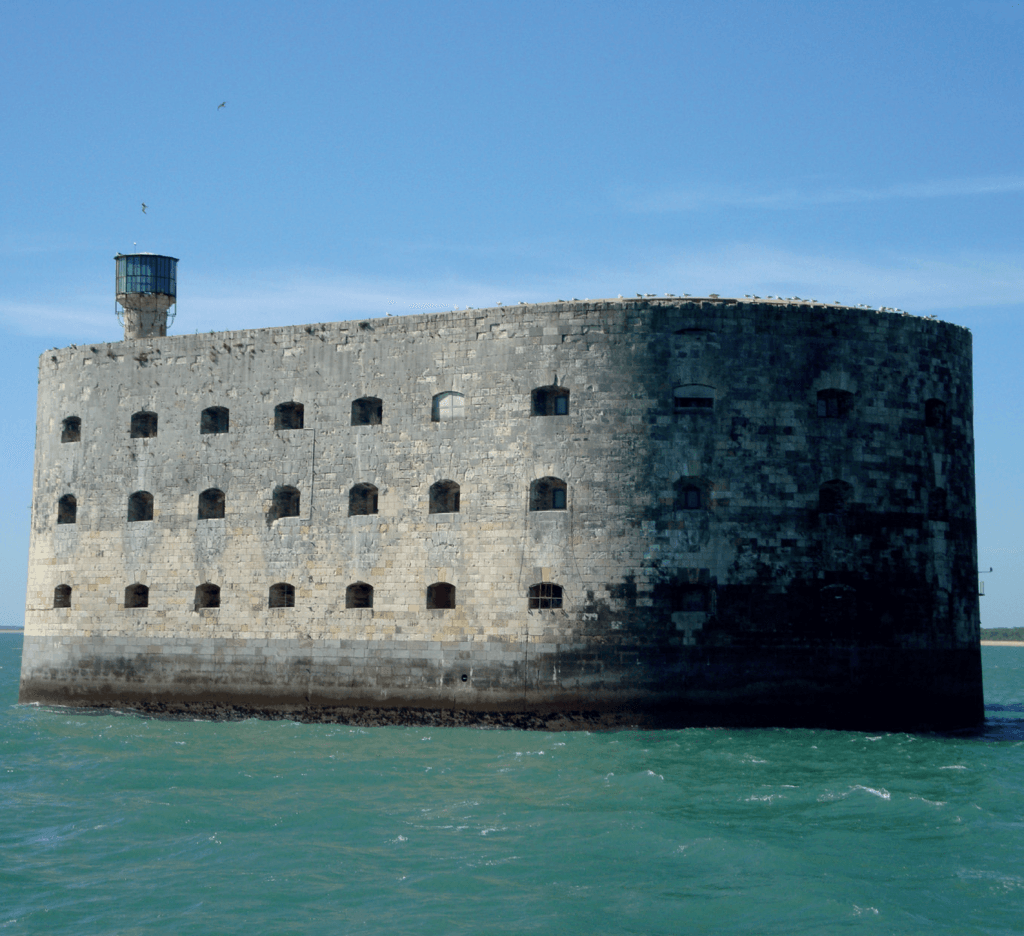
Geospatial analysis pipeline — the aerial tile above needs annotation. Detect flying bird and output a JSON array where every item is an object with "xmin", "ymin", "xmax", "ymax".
[
  {"xmin": 141, "ymin": 203, "xmax": 147, "ymax": 213},
  {"xmin": 218, "ymin": 102, "xmax": 226, "ymax": 109}
]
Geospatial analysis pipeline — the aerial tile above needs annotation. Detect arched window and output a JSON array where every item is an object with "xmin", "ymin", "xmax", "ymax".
[
  {"xmin": 429, "ymin": 480, "xmax": 460, "ymax": 514},
  {"xmin": 674, "ymin": 385, "xmax": 715, "ymax": 413},
  {"xmin": 57, "ymin": 494, "xmax": 77, "ymax": 525},
  {"xmin": 530, "ymin": 477, "xmax": 567, "ymax": 511},
  {"xmin": 128, "ymin": 491, "xmax": 154, "ymax": 522},
  {"xmin": 346, "ymin": 582, "xmax": 373, "ymax": 609},
  {"xmin": 61, "ymin": 417, "xmax": 81, "ymax": 443},
  {"xmin": 432, "ymin": 392, "xmax": 465, "ymax": 422},
  {"xmin": 269, "ymin": 583, "xmax": 295, "ymax": 608},
  {"xmin": 270, "ymin": 485, "xmax": 300, "ymax": 522},
  {"xmin": 819, "ymin": 584, "xmax": 857, "ymax": 633},
  {"xmin": 532, "ymin": 386, "xmax": 570, "ymax": 416},
  {"xmin": 125, "ymin": 584, "xmax": 149, "ymax": 609},
  {"xmin": 816, "ymin": 389, "xmax": 853, "ymax": 419},
  {"xmin": 928, "ymin": 487, "xmax": 948, "ymax": 521},
  {"xmin": 351, "ymin": 397, "xmax": 383, "ymax": 425},
  {"xmin": 925, "ymin": 399, "xmax": 946, "ymax": 429},
  {"xmin": 672, "ymin": 584, "xmax": 709, "ymax": 613},
  {"xmin": 818, "ymin": 480, "xmax": 853, "ymax": 514},
  {"xmin": 130, "ymin": 411, "xmax": 158, "ymax": 438},
  {"xmin": 528, "ymin": 583, "xmax": 563, "ymax": 609},
  {"xmin": 349, "ymin": 483, "xmax": 379, "ymax": 516},
  {"xmin": 201, "ymin": 406, "xmax": 229, "ymax": 434},
  {"xmin": 198, "ymin": 488, "xmax": 225, "ymax": 520},
  {"xmin": 53, "ymin": 584, "xmax": 71, "ymax": 608},
  {"xmin": 673, "ymin": 478, "xmax": 707, "ymax": 510},
  {"xmin": 427, "ymin": 582, "xmax": 456, "ymax": 609},
  {"xmin": 275, "ymin": 401, "xmax": 304, "ymax": 430},
  {"xmin": 195, "ymin": 583, "xmax": 221, "ymax": 610}
]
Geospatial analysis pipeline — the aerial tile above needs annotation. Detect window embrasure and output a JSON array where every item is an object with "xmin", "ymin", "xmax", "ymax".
[
  {"xmin": 194, "ymin": 583, "xmax": 221, "ymax": 610},
  {"xmin": 426, "ymin": 582, "xmax": 455, "ymax": 609},
  {"xmin": 125, "ymin": 584, "xmax": 149, "ymax": 609},
  {"xmin": 199, "ymin": 488, "xmax": 225, "ymax": 520},
  {"xmin": 201, "ymin": 406, "xmax": 229, "ymax": 434},
  {"xmin": 275, "ymin": 401, "xmax": 304, "ymax": 430},
  {"xmin": 61, "ymin": 417, "xmax": 81, "ymax": 443},
  {"xmin": 270, "ymin": 486, "xmax": 300, "ymax": 522},
  {"xmin": 128, "ymin": 491, "xmax": 154, "ymax": 522},
  {"xmin": 351, "ymin": 397, "xmax": 383, "ymax": 426},
  {"xmin": 432, "ymin": 392, "xmax": 465, "ymax": 422},
  {"xmin": 269, "ymin": 583, "xmax": 295, "ymax": 608},
  {"xmin": 816, "ymin": 389, "xmax": 853, "ymax": 419},
  {"xmin": 528, "ymin": 583, "xmax": 563, "ymax": 609},
  {"xmin": 130, "ymin": 411, "xmax": 158, "ymax": 438},
  {"xmin": 674, "ymin": 385, "xmax": 714, "ymax": 413},
  {"xmin": 349, "ymin": 483, "xmax": 379, "ymax": 516},
  {"xmin": 346, "ymin": 582, "xmax": 373, "ymax": 609},
  {"xmin": 53, "ymin": 585, "xmax": 72, "ymax": 608},
  {"xmin": 57, "ymin": 494, "xmax": 77, "ymax": 525},
  {"xmin": 429, "ymin": 480, "xmax": 460, "ymax": 514},
  {"xmin": 532, "ymin": 386, "xmax": 569, "ymax": 416},
  {"xmin": 530, "ymin": 477, "xmax": 566, "ymax": 511}
]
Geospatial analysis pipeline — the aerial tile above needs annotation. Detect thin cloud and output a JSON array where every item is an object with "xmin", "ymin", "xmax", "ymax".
[
  {"xmin": 2, "ymin": 246, "xmax": 1020, "ymax": 341},
  {"xmin": 624, "ymin": 175, "xmax": 1024, "ymax": 213}
]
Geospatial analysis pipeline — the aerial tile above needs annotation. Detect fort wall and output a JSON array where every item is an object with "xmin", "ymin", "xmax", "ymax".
[{"xmin": 19, "ymin": 299, "xmax": 983, "ymax": 729}]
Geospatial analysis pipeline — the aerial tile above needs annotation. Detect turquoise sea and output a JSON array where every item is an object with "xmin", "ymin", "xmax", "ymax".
[{"xmin": 1, "ymin": 632, "xmax": 1022, "ymax": 935}]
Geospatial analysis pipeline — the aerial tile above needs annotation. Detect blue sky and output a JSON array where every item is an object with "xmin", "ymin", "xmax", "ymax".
[{"xmin": 0, "ymin": 0, "xmax": 1020, "ymax": 627}]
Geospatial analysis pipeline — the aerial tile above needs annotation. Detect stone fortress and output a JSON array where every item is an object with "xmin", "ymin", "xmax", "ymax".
[{"xmin": 19, "ymin": 256, "xmax": 984, "ymax": 729}]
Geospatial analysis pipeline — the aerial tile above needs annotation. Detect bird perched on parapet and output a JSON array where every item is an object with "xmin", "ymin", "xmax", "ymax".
[
  {"xmin": 141, "ymin": 203, "xmax": 147, "ymax": 213},
  {"xmin": 618, "ymin": 294, "xmax": 623, "ymax": 298},
  {"xmin": 386, "ymin": 312, "xmax": 393, "ymax": 316},
  {"xmin": 636, "ymin": 293, "xmax": 643, "ymax": 298}
]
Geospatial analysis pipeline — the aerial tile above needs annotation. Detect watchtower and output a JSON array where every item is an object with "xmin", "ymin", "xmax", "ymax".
[{"xmin": 115, "ymin": 253, "xmax": 178, "ymax": 339}]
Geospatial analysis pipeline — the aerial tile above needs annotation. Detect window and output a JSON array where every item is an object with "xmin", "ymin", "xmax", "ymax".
[
  {"xmin": 928, "ymin": 487, "xmax": 948, "ymax": 521},
  {"xmin": 195, "ymin": 583, "xmax": 221, "ymax": 610},
  {"xmin": 432, "ymin": 392, "xmax": 465, "ymax": 422},
  {"xmin": 346, "ymin": 582, "xmax": 373, "ymax": 609},
  {"xmin": 528, "ymin": 583, "xmax": 563, "ymax": 609},
  {"xmin": 275, "ymin": 401, "xmax": 304, "ymax": 430},
  {"xmin": 532, "ymin": 386, "xmax": 570, "ymax": 416},
  {"xmin": 125, "ymin": 584, "xmax": 148, "ymax": 609},
  {"xmin": 351, "ymin": 397, "xmax": 383, "ymax": 426},
  {"xmin": 429, "ymin": 480, "xmax": 460, "ymax": 514},
  {"xmin": 61, "ymin": 417, "xmax": 81, "ymax": 443},
  {"xmin": 672, "ymin": 585, "xmax": 709, "ymax": 613},
  {"xmin": 198, "ymin": 488, "xmax": 225, "ymax": 520},
  {"xmin": 674, "ymin": 478, "xmax": 705, "ymax": 510},
  {"xmin": 269, "ymin": 582, "xmax": 295, "ymax": 608},
  {"xmin": 816, "ymin": 389, "xmax": 853, "ymax": 419},
  {"xmin": 271, "ymin": 485, "xmax": 300, "ymax": 521},
  {"xmin": 925, "ymin": 399, "xmax": 946, "ymax": 429},
  {"xmin": 53, "ymin": 584, "xmax": 71, "ymax": 608},
  {"xmin": 201, "ymin": 406, "xmax": 229, "ymax": 434},
  {"xmin": 57, "ymin": 494, "xmax": 77, "ymax": 525},
  {"xmin": 818, "ymin": 480, "xmax": 853, "ymax": 514},
  {"xmin": 130, "ymin": 411, "xmax": 158, "ymax": 438},
  {"xmin": 530, "ymin": 477, "xmax": 567, "ymax": 511},
  {"xmin": 674, "ymin": 385, "xmax": 715, "ymax": 412},
  {"xmin": 427, "ymin": 582, "xmax": 455, "ymax": 609},
  {"xmin": 349, "ymin": 483, "xmax": 379, "ymax": 516},
  {"xmin": 128, "ymin": 490, "xmax": 154, "ymax": 522}
]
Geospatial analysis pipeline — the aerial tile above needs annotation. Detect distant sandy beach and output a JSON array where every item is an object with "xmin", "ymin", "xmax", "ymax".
[{"xmin": 981, "ymin": 641, "xmax": 1024, "ymax": 647}]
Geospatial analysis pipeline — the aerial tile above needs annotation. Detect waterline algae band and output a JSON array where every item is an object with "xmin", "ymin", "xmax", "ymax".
[{"xmin": 3, "ymin": 633, "xmax": 1023, "ymax": 934}]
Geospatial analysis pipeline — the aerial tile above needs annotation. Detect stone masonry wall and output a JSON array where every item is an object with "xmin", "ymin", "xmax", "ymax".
[{"xmin": 20, "ymin": 299, "xmax": 983, "ymax": 729}]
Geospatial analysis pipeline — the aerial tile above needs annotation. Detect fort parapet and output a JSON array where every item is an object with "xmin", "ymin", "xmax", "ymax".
[{"xmin": 19, "ymin": 298, "xmax": 983, "ymax": 729}]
